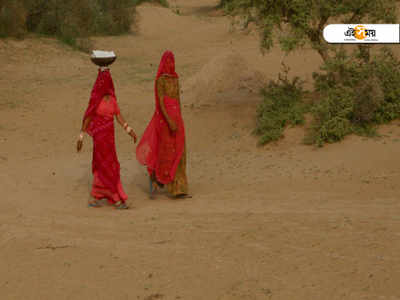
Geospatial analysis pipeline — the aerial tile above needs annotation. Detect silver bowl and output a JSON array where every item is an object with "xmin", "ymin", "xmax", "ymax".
[{"xmin": 90, "ymin": 56, "xmax": 117, "ymax": 67}]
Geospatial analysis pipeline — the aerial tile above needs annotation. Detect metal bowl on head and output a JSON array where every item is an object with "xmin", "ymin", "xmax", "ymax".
[{"xmin": 90, "ymin": 56, "xmax": 117, "ymax": 67}]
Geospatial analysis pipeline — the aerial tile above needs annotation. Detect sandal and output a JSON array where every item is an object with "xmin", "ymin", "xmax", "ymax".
[
  {"xmin": 149, "ymin": 177, "xmax": 159, "ymax": 199},
  {"xmin": 88, "ymin": 199, "xmax": 102, "ymax": 208},
  {"xmin": 175, "ymin": 194, "xmax": 193, "ymax": 199},
  {"xmin": 114, "ymin": 201, "xmax": 129, "ymax": 210}
]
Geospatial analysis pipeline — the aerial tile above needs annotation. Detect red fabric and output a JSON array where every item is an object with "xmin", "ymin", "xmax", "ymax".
[
  {"xmin": 136, "ymin": 51, "xmax": 185, "ymax": 184},
  {"xmin": 96, "ymin": 95, "xmax": 120, "ymax": 118},
  {"xmin": 83, "ymin": 69, "xmax": 115, "ymax": 128},
  {"xmin": 82, "ymin": 69, "xmax": 127, "ymax": 203},
  {"xmin": 91, "ymin": 171, "xmax": 127, "ymax": 203}
]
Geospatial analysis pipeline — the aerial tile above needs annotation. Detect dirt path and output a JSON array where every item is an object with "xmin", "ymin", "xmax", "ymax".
[{"xmin": 1, "ymin": 1, "xmax": 400, "ymax": 299}]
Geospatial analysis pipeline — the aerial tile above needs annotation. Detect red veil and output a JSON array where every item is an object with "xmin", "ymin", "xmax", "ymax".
[
  {"xmin": 82, "ymin": 69, "xmax": 124, "ymax": 199},
  {"xmin": 83, "ymin": 69, "xmax": 115, "ymax": 136},
  {"xmin": 136, "ymin": 51, "xmax": 185, "ymax": 184}
]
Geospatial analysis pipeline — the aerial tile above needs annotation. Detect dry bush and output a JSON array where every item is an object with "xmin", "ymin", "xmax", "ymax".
[
  {"xmin": 0, "ymin": 1, "xmax": 27, "ymax": 38},
  {"xmin": 1, "ymin": 0, "xmax": 136, "ymax": 50},
  {"xmin": 307, "ymin": 47, "xmax": 400, "ymax": 146}
]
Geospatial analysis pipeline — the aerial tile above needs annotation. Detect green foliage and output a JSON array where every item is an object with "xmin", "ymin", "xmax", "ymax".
[
  {"xmin": 225, "ymin": 0, "xmax": 400, "ymax": 146},
  {"xmin": 134, "ymin": 0, "xmax": 169, "ymax": 7},
  {"xmin": 0, "ymin": 0, "xmax": 137, "ymax": 50},
  {"xmin": 0, "ymin": 1, "xmax": 27, "ymax": 38},
  {"xmin": 254, "ymin": 65, "xmax": 307, "ymax": 145},
  {"xmin": 25, "ymin": 0, "xmax": 134, "ymax": 35},
  {"xmin": 223, "ymin": 0, "xmax": 398, "ymax": 59},
  {"xmin": 0, "ymin": 0, "xmax": 171, "ymax": 46},
  {"xmin": 307, "ymin": 47, "xmax": 400, "ymax": 146},
  {"xmin": 307, "ymin": 86, "xmax": 354, "ymax": 146},
  {"xmin": 373, "ymin": 48, "xmax": 400, "ymax": 123},
  {"xmin": 254, "ymin": 47, "xmax": 400, "ymax": 147}
]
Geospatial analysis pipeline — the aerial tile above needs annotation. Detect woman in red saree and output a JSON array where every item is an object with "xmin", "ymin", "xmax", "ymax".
[
  {"xmin": 136, "ymin": 51, "xmax": 190, "ymax": 198},
  {"xmin": 77, "ymin": 68, "xmax": 137, "ymax": 209}
]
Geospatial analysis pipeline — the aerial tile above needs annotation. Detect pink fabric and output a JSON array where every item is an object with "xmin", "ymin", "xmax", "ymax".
[
  {"xmin": 83, "ymin": 69, "xmax": 115, "ymax": 130},
  {"xmin": 156, "ymin": 95, "xmax": 185, "ymax": 184},
  {"xmin": 82, "ymin": 69, "xmax": 127, "ymax": 204},
  {"xmin": 136, "ymin": 51, "xmax": 185, "ymax": 185},
  {"xmin": 91, "ymin": 171, "xmax": 127, "ymax": 203},
  {"xmin": 96, "ymin": 96, "xmax": 120, "ymax": 119}
]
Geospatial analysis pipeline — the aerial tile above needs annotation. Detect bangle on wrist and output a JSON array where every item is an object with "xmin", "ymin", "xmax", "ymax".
[
  {"xmin": 123, "ymin": 122, "xmax": 128, "ymax": 129},
  {"xmin": 125, "ymin": 126, "xmax": 132, "ymax": 134}
]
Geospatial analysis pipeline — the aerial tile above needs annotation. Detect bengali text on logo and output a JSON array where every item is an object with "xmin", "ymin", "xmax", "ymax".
[{"xmin": 323, "ymin": 24, "xmax": 399, "ymax": 44}]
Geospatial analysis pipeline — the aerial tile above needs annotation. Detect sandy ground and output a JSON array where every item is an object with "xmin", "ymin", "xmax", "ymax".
[{"xmin": 1, "ymin": 1, "xmax": 400, "ymax": 299}]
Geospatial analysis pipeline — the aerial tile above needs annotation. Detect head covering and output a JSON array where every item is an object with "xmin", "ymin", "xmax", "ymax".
[
  {"xmin": 154, "ymin": 50, "xmax": 178, "ymax": 108},
  {"xmin": 156, "ymin": 50, "xmax": 178, "ymax": 79},
  {"xmin": 136, "ymin": 50, "xmax": 180, "ymax": 173},
  {"xmin": 83, "ymin": 69, "xmax": 115, "ymax": 122}
]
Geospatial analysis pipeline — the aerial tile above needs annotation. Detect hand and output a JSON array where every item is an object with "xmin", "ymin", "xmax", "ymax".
[
  {"xmin": 129, "ymin": 130, "xmax": 137, "ymax": 143},
  {"xmin": 169, "ymin": 121, "xmax": 177, "ymax": 132},
  {"xmin": 77, "ymin": 139, "xmax": 83, "ymax": 152}
]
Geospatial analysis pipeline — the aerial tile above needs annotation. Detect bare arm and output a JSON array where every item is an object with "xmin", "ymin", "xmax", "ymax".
[
  {"xmin": 115, "ymin": 113, "xmax": 127, "ymax": 127},
  {"xmin": 81, "ymin": 116, "xmax": 91, "ymax": 132},
  {"xmin": 77, "ymin": 116, "xmax": 91, "ymax": 152},
  {"xmin": 115, "ymin": 113, "xmax": 137, "ymax": 143},
  {"xmin": 177, "ymin": 79, "xmax": 182, "ymax": 112}
]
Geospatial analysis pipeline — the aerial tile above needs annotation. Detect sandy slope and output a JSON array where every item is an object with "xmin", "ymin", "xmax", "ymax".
[{"xmin": 1, "ymin": 0, "xmax": 400, "ymax": 299}]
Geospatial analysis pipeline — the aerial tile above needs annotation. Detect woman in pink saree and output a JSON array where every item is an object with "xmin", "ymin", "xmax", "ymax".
[
  {"xmin": 77, "ymin": 68, "xmax": 137, "ymax": 209},
  {"xmin": 136, "ymin": 51, "xmax": 190, "ymax": 198}
]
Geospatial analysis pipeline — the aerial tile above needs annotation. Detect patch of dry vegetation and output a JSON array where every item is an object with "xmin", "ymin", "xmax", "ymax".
[{"xmin": 0, "ymin": 0, "xmax": 168, "ymax": 51}]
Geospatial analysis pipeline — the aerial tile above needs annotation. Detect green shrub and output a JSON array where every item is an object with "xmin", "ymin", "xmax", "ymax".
[
  {"xmin": 254, "ymin": 65, "xmax": 307, "ymax": 145},
  {"xmin": 255, "ymin": 47, "xmax": 400, "ymax": 147},
  {"xmin": 218, "ymin": 0, "xmax": 233, "ymax": 9},
  {"xmin": 307, "ymin": 47, "xmax": 400, "ymax": 146},
  {"xmin": 306, "ymin": 86, "xmax": 354, "ymax": 146},
  {"xmin": 372, "ymin": 48, "xmax": 400, "ymax": 123},
  {"xmin": 134, "ymin": 0, "xmax": 169, "ymax": 8},
  {"xmin": 1, "ymin": 0, "xmax": 136, "ymax": 50},
  {"xmin": 27, "ymin": 0, "xmax": 134, "ymax": 35},
  {"xmin": 0, "ymin": 0, "xmax": 172, "ymax": 48},
  {"xmin": 222, "ymin": 0, "xmax": 400, "ymax": 146},
  {"xmin": 0, "ymin": 1, "xmax": 26, "ymax": 38}
]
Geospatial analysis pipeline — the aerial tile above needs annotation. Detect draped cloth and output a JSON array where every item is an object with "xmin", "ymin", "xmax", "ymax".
[
  {"xmin": 82, "ymin": 69, "xmax": 127, "ymax": 203},
  {"xmin": 136, "ymin": 51, "xmax": 186, "ymax": 185}
]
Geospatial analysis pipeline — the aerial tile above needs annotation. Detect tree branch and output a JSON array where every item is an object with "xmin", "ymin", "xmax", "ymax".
[{"xmin": 306, "ymin": 14, "xmax": 330, "ymax": 62}]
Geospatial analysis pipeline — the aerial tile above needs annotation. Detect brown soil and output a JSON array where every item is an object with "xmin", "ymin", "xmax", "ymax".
[{"xmin": 1, "ymin": 0, "xmax": 399, "ymax": 299}]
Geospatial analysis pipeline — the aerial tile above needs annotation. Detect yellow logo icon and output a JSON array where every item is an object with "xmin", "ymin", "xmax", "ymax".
[{"xmin": 354, "ymin": 25, "xmax": 366, "ymax": 40}]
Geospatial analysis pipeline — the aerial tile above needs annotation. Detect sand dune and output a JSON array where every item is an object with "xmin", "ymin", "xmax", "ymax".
[{"xmin": 183, "ymin": 52, "xmax": 266, "ymax": 106}]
